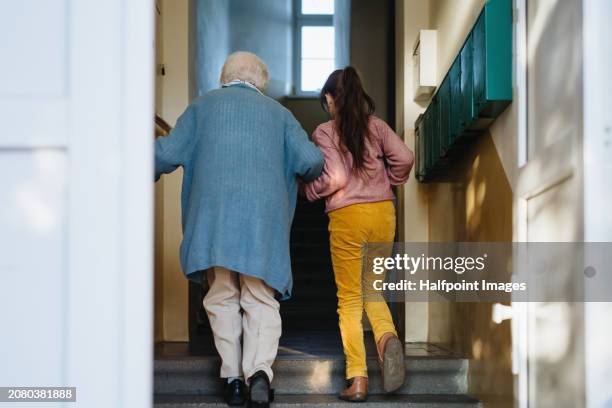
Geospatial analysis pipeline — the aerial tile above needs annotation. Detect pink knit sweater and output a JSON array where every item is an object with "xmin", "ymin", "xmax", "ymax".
[{"xmin": 303, "ymin": 116, "xmax": 414, "ymax": 212}]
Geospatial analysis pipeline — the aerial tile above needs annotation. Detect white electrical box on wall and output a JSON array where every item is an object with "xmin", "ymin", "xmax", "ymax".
[{"xmin": 413, "ymin": 29, "xmax": 437, "ymax": 101}]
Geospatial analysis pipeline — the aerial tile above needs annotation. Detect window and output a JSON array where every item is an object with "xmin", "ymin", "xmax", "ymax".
[
  {"xmin": 294, "ymin": 0, "xmax": 335, "ymax": 95},
  {"xmin": 301, "ymin": 0, "xmax": 334, "ymax": 15}
]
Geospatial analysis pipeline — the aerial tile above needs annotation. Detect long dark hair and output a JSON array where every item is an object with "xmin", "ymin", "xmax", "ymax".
[{"xmin": 319, "ymin": 67, "xmax": 375, "ymax": 174}]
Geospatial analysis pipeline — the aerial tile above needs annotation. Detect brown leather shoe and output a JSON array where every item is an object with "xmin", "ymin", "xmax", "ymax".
[
  {"xmin": 339, "ymin": 376, "xmax": 368, "ymax": 402},
  {"xmin": 377, "ymin": 332, "xmax": 406, "ymax": 392}
]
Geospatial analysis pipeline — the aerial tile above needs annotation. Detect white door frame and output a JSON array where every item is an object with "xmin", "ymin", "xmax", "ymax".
[
  {"xmin": 66, "ymin": 1, "xmax": 155, "ymax": 407},
  {"xmin": 0, "ymin": 1, "xmax": 155, "ymax": 407},
  {"xmin": 582, "ymin": 1, "xmax": 612, "ymax": 407},
  {"xmin": 513, "ymin": 0, "xmax": 612, "ymax": 407}
]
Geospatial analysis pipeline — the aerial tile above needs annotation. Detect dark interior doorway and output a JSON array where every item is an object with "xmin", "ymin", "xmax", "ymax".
[{"xmin": 282, "ymin": 197, "xmax": 339, "ymax": 331}]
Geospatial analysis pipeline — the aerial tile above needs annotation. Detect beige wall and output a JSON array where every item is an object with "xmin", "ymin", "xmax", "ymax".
[
  {"xmin": 154, "ymin": 0, "xmax": 164, "ymax": 344},
  {"xmin": 350, "ymin": 0, "xmax": 393, "ymax": 123},
  {"xmin": 282, "ymin": 98, "xmax": 327, "ymax": 136},
  {"xmin": 397, "ymin": 0, "xmax": 432, "ymax": 343},
  {"xmin": 429, "ymin": 0, "xmax": 520, "ymax": 186},
  {"xmin": 427, "ymin": 1, "xmax": 515, "ymax": 405},
  {"xmin": 426, "ymin": 134, "xmax": 514, "ymax": 408},
  {"xmin": 154, "ymin": 0, "xmax": 191, "ymax": 342},
  {"xmin": 405, "ymin": 1, "xmax": 589, "ymax": 406},
  {"xmin": 396, "ymin": 0, "xmax": 515, "ymax": 405}
]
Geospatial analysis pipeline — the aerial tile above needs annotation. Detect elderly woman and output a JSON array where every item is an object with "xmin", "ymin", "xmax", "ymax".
[{"xmin": 155, "ymin": 51, "xmax": 323, "ymax": 407}]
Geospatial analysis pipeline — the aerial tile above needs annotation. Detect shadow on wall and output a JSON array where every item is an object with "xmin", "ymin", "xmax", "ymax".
[
  {"xmin": 426, "ymin": 133, "xmax": 513, "ymax": 408},
  {"xmin": 282, "ymin": 98, "xmax": 328, "ymax": 136}
]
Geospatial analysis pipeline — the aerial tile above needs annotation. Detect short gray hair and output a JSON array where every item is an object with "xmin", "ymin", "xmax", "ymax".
[{"xmin": 220, "ymin": 51, "xmax": 269, "ymax": 92}]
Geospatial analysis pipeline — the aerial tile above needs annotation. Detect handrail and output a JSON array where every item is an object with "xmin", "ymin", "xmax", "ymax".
[{"xmin": 155, "ymin": 114, "xmax": 172, "ymax": 134}]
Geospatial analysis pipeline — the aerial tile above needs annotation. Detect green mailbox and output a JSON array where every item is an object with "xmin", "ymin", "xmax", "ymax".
[
  {"xmin": 412, "ymin": 0, "xmax": 512, "ymax": 183},
  {"xmin": 449, "ymin": 56, "xmax": 462, "ymax": 145},
  {"xmin": 427, "ymin": 99, "xmax": 439, "ymax": 172},
  {"xmin": 438, "ymin": 76, "xmax": 451, "ymax": 156},
  {"xmin": 415, "ymin": 114, "xmax": 425, "ymax": 181},
  {"xmin": 424, "ymin": 107, "xmax": 433, "ymax": 177},
  {"xmin": 417, "ymin": 110, "xmax": 430, "ymax": 181},
  {"xmin": 472, "ymin": 0, "xmax": 512, "ymax": 127},
  {"xmin": 460, "ymin": 32, "xmax": 476, "ymax": 131}
]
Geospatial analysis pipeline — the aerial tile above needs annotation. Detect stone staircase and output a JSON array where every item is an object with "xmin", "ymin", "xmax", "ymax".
[
  {"xmin": 164, "ymin": 198, "xmax": 481, "ymax": 406},
  {"xmin": 283, "ymin": 198, "xmax": 338, "ymax": 330},
  {"xmin": 153, "ymin": 340, "xmax": 481, "ymax": 407}
]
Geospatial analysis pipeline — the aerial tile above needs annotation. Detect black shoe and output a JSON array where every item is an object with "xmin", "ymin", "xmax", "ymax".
[
  {"xmin": 224, "ymin": 379, "xmax": 246, "ymax": 406},
  {"xmin": 248, "ymin": 371, "xmax": 274, "ymax": 408}
]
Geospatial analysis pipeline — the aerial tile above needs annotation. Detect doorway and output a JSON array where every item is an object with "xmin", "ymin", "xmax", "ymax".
[{"xmin": 155, "ymin": 0, "xmax": 398, "ymax": 355}]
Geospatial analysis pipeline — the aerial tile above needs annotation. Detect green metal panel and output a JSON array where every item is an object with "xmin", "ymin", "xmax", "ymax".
[
  {"xmin": 484, "ymin": 0, "xmax": 512, "ymax": 102},
  {"xmin": 438, "ymin": 76, "xmax": 451, "ymax": 155},
  {"xmin": 421, "ymin": 109, "xmax": 429, "ymax": 177},
  {"xmin": 412, "ymin": 0, "xmax": 512, "ymax": 183},
  {"xmin": 473, "ymin": 11, "xmax": 486, "ymax": 113},
  {"xmin": 460, "ymin": 33, "xmax": 475, "ymax": 130},
  {"xmin": 415, "ymin": 114, "xmax": 425, "ymax": 180},
  {"xmin": 449, "ymin": 56, "xmax": 462, "ymax": 143},
  {"xmin": 424, "ymin": 106, "xmax": 432, "ymax": 173},
  {"xmin": 473, "ymin": 0, "xmax": 512, "ymax": 119},
  {"xmin": 430, "ymin": 96, "xmax": 440, "ymax": 170},
  {"xmin": 421, "ymin": 116, "xmax": 427, "ymax": 178}
]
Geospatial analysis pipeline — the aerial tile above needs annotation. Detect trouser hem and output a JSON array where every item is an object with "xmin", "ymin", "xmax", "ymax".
[{"xmin": 346, "ymin": 368, "xmax": 369, "ymax": 379}]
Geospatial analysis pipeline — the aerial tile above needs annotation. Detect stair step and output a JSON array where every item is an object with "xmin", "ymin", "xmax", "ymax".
[
  {"xmin": 154, "ymin": 394, "xmax": 481, "ymax": 407},
  {"xmin": 155, "ymin": 355, "xmax": 468, "ymax": 396},
  {"xmin": 284, "ymin": 287, "xmax": 336, "ymax": 297}
]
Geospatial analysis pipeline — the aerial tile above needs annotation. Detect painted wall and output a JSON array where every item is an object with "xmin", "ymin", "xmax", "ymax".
[
  {"xmin": 154, "ymin": 1, "xmax": 164, "ymax": 344},
  {"xmin": 425, "ymin": 134, "xmax": 514, "ymax": 408},
  {"xmin": 350, "ymin": 0, "xmax": 393, "ymax": 123},
  {"xmin": 195, "ymin": 0, "xmax": 292, "ymax": 98},
  {"xmin": 396, "ymin": 0, "xmax": 515, "ymax": 405},
  {"xmin": 428, "ymin": 0, "xmax": 519, "ymax": 186},
  {"xmin": 154, "ymin": 0, "xmax": 192, "ymax": 342},
  {"xmin": 401, "ymin": 0, "xmax": 590, "ymax": 406},
  {"xmin": 396, "ymin": 0, "xmax": 431, "ymax": 343},
  {"xmin": 228, "ymin": 0, "xmax": 293, "ymax": 98},
  {"xmin": 283, "ymin": 98, "xmax": 328, "ymax": 135},
  {"xmin": 285, "ymin": 0, "xmax": 394, "ymax": 136},
  {"xmin": 195, "ymin": 0, "xmax": 230, "ymax": 94},
  {"xmin": 427, "ymin": 1, "xmax": 514, "ymax": 405},
  {"xmin": 398, "ymin": 0, "xmax": 595, "ymax": 406}
]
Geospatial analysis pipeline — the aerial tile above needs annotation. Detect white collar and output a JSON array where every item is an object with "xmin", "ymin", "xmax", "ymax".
[{"xmin": 221, "ymin": 79, "xmax": 263, "ymax": 95}]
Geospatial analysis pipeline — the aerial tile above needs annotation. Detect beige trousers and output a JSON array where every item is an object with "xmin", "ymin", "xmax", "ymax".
[{"xmin": 202, "ymin": 267, "xmax": 281, "ymax": 382}]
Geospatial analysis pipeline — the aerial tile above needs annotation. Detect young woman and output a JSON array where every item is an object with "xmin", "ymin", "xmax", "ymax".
[{"xmin": 303, "ymin": 67, "xmax": 414, "ymax": 402}]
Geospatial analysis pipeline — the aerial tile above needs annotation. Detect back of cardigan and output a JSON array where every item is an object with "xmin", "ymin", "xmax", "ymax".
[{"xmin": 155, "ymin": 83, "xmax": 324, "ymax": 299}]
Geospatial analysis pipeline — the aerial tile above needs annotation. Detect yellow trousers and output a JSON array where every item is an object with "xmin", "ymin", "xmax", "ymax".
[{"xmin": 328, "ymin": 200, "xmax": 398, "ymax": 379}]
